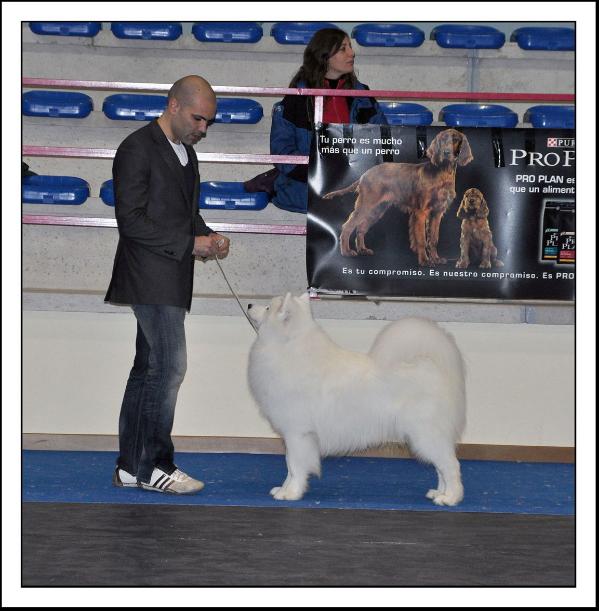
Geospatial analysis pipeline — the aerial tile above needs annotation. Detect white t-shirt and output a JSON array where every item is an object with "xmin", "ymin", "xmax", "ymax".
[{"xmin": 167, "ymin": 138, "xmax": 189, "ymax": 166}]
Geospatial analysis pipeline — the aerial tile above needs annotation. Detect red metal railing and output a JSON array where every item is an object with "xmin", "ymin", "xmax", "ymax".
[
  {"xmin": 22, "ymin": 79, "xmax": 574, "ymax": 235},
  {"xmin": 21, "ymin": 78, "xmax": 575, "ymax": 104},
  {"xmin": 20, "ymin": 214, "xmax": 307, "ymax": 235},
  {"xmin": 22, "ymin": 146, "xmax": 308, "ymax": 166}
]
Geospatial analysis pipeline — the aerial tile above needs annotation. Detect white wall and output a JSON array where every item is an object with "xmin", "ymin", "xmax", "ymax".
[{"xmin": 23, "ymin": 310, "xmax": 574, "ymax": 447}]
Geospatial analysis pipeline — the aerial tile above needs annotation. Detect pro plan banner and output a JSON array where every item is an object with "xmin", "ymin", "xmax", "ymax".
[{"xmin": 307, "ymin": 124, "xmax": 575, "ymax": 301}]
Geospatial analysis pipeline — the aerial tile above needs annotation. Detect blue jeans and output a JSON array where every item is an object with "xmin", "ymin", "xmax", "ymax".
[{"xmin": 117, "ymin": 304, "xmax": 187, "ymax": 483}]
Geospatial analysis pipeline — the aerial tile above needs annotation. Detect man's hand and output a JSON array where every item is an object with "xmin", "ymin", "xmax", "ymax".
[
  {"xmin": 192, "ymin": 234, "xmax": 230, "ymax": 258},
  {"xmin": 212, "ymin": 233, "xmax": 230, "ymax": 258},
  {"xmin": 193, "ymin": 235, "xmax": 217, "ymax": 257}
]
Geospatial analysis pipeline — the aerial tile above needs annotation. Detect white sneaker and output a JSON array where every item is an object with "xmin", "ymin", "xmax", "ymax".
[
  {"xmin": 112, "ymin": 467, "xmax": 139, "ymax": 488},
  {"xmin": 140, "ymin": 467, "xmax": 204, "ymax": 495}
]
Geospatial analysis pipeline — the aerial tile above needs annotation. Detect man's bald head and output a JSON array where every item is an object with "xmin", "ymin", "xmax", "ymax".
[
  {"xmin": 159, "ymin": 75, "xmax": 217, "ymax": 145},
  {"xmin": 168, "ymin": 75, "xmax": 216, "ymax": 108}
]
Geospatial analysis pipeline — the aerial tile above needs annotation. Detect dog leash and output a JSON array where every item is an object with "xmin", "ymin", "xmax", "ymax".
[{"xmin": 214, "ymin": 256, "xmax": 258, "ymax": 334}]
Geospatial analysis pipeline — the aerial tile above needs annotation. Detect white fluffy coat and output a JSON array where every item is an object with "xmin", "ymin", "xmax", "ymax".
[{"xmin": 247, "ymin": 293, "xmax": 466, "ymax": 506}]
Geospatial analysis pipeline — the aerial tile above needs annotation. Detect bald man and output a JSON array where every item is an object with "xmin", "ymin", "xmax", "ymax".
[{"xmin": 106, "ymin": 75, "xmax": 230, "ymax": 494}]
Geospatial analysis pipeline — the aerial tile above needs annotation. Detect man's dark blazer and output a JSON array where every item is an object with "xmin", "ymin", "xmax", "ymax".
[{"xmin": 105, "ymin": 120, "xmax": 213, "ymax": 311}]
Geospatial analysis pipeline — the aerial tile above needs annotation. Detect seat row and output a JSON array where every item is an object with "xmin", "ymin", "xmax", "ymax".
[
  {"xmin": 23, "ymin": 92, "xmax": 264, "ymax": 124},
  {"xmin": 22, "ymin": 91, "xmax": 574, "ymax": 128},
  {"xmin": 22, "ymin": 177, "xmax": 270, "ymax": 211},
  {"xmin": 28, "ymin": 22, "xmax": 575, "ymax": 50}
]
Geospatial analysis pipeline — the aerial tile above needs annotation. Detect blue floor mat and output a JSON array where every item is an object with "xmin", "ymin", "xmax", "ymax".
[{"xmin": 22, "ymin": 450, "xmax": 574, "ymax": 516}]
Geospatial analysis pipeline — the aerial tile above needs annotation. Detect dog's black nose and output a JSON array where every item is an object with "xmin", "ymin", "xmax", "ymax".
[{"xmin": 247, "ymin": 304, "xmax": 253, "ymax": 310}]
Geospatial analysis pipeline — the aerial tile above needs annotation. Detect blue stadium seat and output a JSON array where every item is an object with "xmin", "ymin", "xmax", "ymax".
[
  {"xmin": 200, "ymin": 181, "xmax": 269, "ymax": 210},
  {"xmin": 378, "ymin": 102, "xmax": 433, "ymax": 126},
  {"xmin": 192, "ymin": 22, "xmax": 263, "ymax": 43},
  {"xmin": 352, "ymin": 23, "xmax": 424, "ymax": 47},
  {"xmin": 524, "ymin": 106, "xmax": 575, "ymax": 128},
  {"xmin": 22, "ymin": 90, "xmax": 93, "ymax": 118},
  {"xmin": 29, "ymin": 22, "xmax": 102, "ymax": 37},
  {"xmin": 215, "ymin": 99, "xmax": 263, "ymax": 124},
  {"xmin": 102, "ymin": 95, "xmax": 263, "ymax": 123},
  {"xmin": 440, "ymin": 104, "xmax": 518, "ymax": 128},
  {"xmin": 102, "ymin": 94, "xmax": 167, "ymax": 121},
  {"xmin": 100, "ymin": 180, "xmax": 115, "ymax": 206},
  {"xmin": 271, "ymin": 22, "xmax": 339, "ymax": 45},
  {"xmin": 22, "ymin": 176, "xmax": 90, "ymax": 205},
  {"xmin": 110, "ymin": 22, "xmax": 182, "ymax": 40},
  {"xmin": 104, "ymin": 178, "xmax": 272, "ymax": 209},
  {"xmin": 511, "ymin": 27, "xmax": 574, "ymax": 51},
  {"xmin": 431, "ymin": 25, "xmax": 505, "ymax": 49}
]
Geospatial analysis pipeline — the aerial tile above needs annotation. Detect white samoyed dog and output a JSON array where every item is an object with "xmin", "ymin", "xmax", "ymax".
[{"xmin": 247, "ymin": 293, "xmax": 466, "ymax": 506}]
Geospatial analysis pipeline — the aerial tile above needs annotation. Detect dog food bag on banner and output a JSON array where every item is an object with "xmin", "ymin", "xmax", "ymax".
[
  {"xmin": 540, "ymin": 201, "xmax": 561, "ymax": 261},
  {"xmin": 557, "ymin": 202, "xmax": 575, "ymax": 265}
]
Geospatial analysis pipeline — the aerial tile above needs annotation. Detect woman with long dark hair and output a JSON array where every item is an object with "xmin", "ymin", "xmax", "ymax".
[{"xmin": 246, "ymin": 28, "xmax": 386, "ymax": 213}]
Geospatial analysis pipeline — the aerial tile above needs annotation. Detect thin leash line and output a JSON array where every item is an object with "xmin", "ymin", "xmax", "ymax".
[{"xmin": 214, "ymin": 256, "xmax": 258, "ymax": 334}]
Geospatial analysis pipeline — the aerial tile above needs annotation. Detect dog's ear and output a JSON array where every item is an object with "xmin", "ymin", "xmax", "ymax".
[
  {"xmin": 296, "ymin": 292, "xmax": 312, "ymax": 313},
  {"xmin": 457, "ymin": 196, "xmax": 468, "ymax": 219},
  {"xmin": 278, "ymin": 292, "xmax": 292, "ymax": 322},
  {"xmin": 477, "ymin": 193, "xmax": 489, "ymax": 218},
  {"xmin": 457, "ymin": 133, "xmax": 474, "ymax": 166},
  {"xmin": 426, "ymin": 133, "xmax": 441, "ymax": 165}
]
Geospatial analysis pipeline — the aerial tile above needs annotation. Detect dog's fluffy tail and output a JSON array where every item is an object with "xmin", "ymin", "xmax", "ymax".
[
  {"xmin": 369, "ymin": 318, "xmax": 466, "ymax": 436},
  {"xmin": 322, "ymin": 178, "xmax": 360, "ymax": 200}
]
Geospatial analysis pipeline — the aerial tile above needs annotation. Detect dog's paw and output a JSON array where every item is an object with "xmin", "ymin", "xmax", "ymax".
[
  {"xmin": 271, "ymin": 485, "xmax": 304, "ymax": 501},
  {"xmin": 426, "ymin": 488, "xmax": 441, "ymax": 500},
  {"xmin": 429, "ymin": 490, "xmax": 463, "ymax": 506}
]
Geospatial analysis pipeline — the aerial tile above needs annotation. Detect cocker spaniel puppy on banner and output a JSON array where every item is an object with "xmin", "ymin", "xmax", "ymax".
[{"xmin": 455, "ymin": 187, "xmax": 503, "ymax": 269}]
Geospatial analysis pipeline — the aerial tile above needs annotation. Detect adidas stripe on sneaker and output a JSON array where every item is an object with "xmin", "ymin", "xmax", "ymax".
[{"xmin": 140, "ymin": 467, "xmax": 204, "ymax": 495}]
